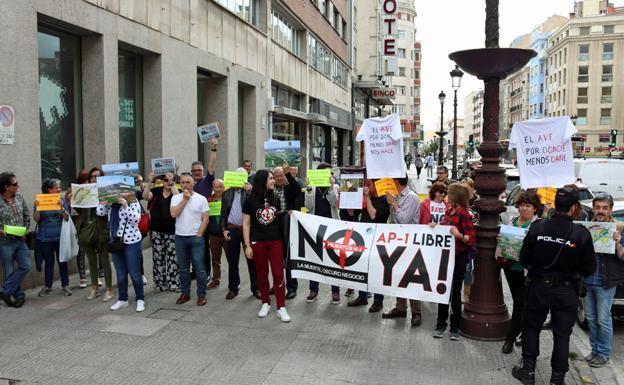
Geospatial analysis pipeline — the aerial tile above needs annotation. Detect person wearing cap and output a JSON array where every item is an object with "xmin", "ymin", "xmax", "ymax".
[
  {"xmin": 512, "ymin": 186, "xmax": 597, "ymax": 385},
  {"xmin": 582, "ymin": 193, "xmax": 624, "ymax": 368}
]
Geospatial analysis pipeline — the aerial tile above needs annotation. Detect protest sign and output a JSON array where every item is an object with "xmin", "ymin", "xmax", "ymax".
[
  {"xmin": 509, "ymin": 117, "xmax": 576, "ymax": 189},
  {"xmin": 536, "ymin": 187, "xmax": 557, "ymax": 207},
  {"xmin": 374, "ymin": 178, "xmax": 398, "ymax": 197},
  {"xmin": 198, "ymin": 122, "xmax": 220, "ymax": 143},
  {"xmin": 307, "ymin": 169, "xmax": 331, "ymax": 187},
  {"xmin": 208, "ymin": 201, "xmax": 222, "ymax": 216},
  {"xmin": 223, "ymin": 171, "xmax": 248, "ymax": 188},
  {"xmin": 96, "ymin": 176, "xmax": 135, "ymax": 204},
  {"xmin": 35, "ymin": 193, "xmax": 61, "ymax": 211},
  {"xmin": 101, "ymin": 162, "xmax": 139, "ymax": 177},
  {"xmin": 151, "ymin": 157, "xmax": 176, "ymax": 176},
  {"xmin": 71, "ymin": 183, "xmax": 99, "ymax": 208},
  {"xmin": 338, "ymin": 167, "xmax": 365, "ymax": 209},
  {"xmin": 289, "ymin": 212, "xmax": 456, "ymax": 304},
  {"xmin": 3, "ymin": 225, "xmax": 26, "ymax": 237},
  {"xmin": 355, "ymin": 114, "xmax": 406, "ymax": 179},
  {"xmin": 575, "ymin": 221, "xmax": 616, "ymax": 254},
  {"xmin": 495, "ymin": 225, "xmax": 528, "ymax": 261},
  {"xmin": 264, "ymin": 140, "xmax": 301, "ymax": 168},
  {"xmin": 339, "ymin": 188, "xmax": 364, "ymax": 210}
]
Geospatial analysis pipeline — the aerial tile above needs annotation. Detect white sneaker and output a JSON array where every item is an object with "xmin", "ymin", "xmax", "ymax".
[
  {"xmin": 142, "ymin": 275, "xmax": 148, "ymax": 285},
  {"xmin": 136, "ymin": 299, "xmax": 145, "ymax": 312},
  {"xmin": 276, "ymin": 307, "xmax": 291, "ymax": 323},
  {"xmin": 257, "ymin": 303, "xmax": 271, "ymax": 318},
  {"xmin": 110, "ymin": 300, "xmax": 129, "ymax": 311}
]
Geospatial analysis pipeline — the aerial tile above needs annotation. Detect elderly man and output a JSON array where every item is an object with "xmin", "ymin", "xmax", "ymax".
[
  {"xmin": 0, "ymin": 172, "xmax": 30, "ymax": 308},
  {"xmin": 207, "ymin": 179, "xmax": 226, "ymax": 289}
]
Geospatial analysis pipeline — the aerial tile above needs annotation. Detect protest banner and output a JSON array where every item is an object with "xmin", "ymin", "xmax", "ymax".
[
  {"xmin": 198, "ymin": 122, "xmax": 220, "ymax": 143},
  {"xmin": 96, "ymin": 176, "xmax": 135, "ymax": 204},
  {"xmin": 208, "ymin": 201, "xmax": 222, "ymax": 216},
  {"xmin": 374, "ymin": 178, "xmax": 398, "ymax": 197},
  {"xmin": 536, "ymin": 187, "xmax": 557, "ymax": 207},
  {"xmin": 151, "ymin": 157, "xmax": 176, "ymax": 176},
  {"xmin": 264, "ymin": 140, "xmax": 301, "ymax": 168},
  {"xmin": 71, "ymin": 183, "xmax": 99, "ymax": 208},
  {"xmin": 289, "ymin": 211, "xmax": 456, "ymax": 304},
  {"xmin": 35, "ymin": 193, "xmax": 61, "ymax": 211},
  {"xmin": 223, "ymin": 171, "xmax": 248, "ymax": 188},
  {"xmin": 307, "ymin": 169, "xmax": 331, "ymax": 187},
  {"xmin": 495, "ymin": 225, "xmax": 528, "ymax": 261},
  {"xmin": 101, "ymin": 162, "xmax": 139, "ymax": 177},
  {"xmin": 575, "ymin": 221, "xmax": 617, "ymax": 254}
]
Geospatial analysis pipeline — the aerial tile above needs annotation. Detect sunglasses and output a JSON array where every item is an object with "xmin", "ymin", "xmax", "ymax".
[
  {"xmin": 9, "ymin": 182, "xmax": 18, "ymax": 187},
  {"xmin": 436, "ymin": 190, "xmax": 447, "ymax": 195}
]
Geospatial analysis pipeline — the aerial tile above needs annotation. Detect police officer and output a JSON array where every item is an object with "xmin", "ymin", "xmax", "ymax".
[{"xmin": 512, "ymin": 186, "xmax": 596, "ymax": 385}]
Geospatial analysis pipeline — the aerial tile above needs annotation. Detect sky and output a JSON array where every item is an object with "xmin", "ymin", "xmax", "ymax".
[{"xmin": 416, "ymin": 0, "xmax": 622, "ymax": 134}]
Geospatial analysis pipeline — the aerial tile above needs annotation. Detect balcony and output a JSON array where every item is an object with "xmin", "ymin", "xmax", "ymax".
[
  {"xmin": 510, "ymin": 88, "xmax": 523, "ymax": 97},
  {"xmin": 510, "ymin": 105, "xmax": 523, "ymax": 113}
]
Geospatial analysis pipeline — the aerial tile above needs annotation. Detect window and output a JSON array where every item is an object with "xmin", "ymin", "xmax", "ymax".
[
  {"xmin": 604, "ymin": 25, "xmax": 614, "ymax": 34},
  {"xmin": 396, "ymin": 86, "xmax": 405, "ymax": 96},
  {"xmin": 600, "ymin": 108, "xmax": 611, "ymax": 125},
  {"xmin": 414, "ymin": 52, "xmax": 420, "ymax": 61},
  {"xmin": 397, "ymin": 48, "xmax": 406, "ymax": 58},
  {"xmin": 413, "ymin": 69, "xmax": 420, "ymax": 79},
  {"xmin": 578, "ymin": 44, "xmax": 589, "ymax": 61},
  {"xmin": 599, "ymin": 134, "xmax": 610, "ymax": 143},
  {"xmin": 601, "ymin": 87, "xmax": 612, "ymax": 103},
  {"xmin": 578, "ymin": 66, "xmax": 588, "ymax": 82},
  {"xmin": 602, "ymin": 65, "xmax": 613, "ymax": 82},
  {"xmin": 580, "ymin": 26, "xmax": 590, "ymax": 36},
  {"xmin": 603, "ymin": 43, "xmax": 614, "ymax": 60},
  {"xmin": 318, "ymin": 0, "xmax": 326, "ymax": 16},
  {"xmin": 272, "ymin": 11, "xmax": 300, "ymax": 56},
  {"xmin": 398, "ymin": 67, "xmax": 406, "ymax": 76},
  {"xmin": 118, "ymin": 50, "xmax": 143, "ymax": 166},
  {"xmin": 577, "ymin": 87, "xmax": 588, "ymax": 104},
  {"xmin": 216, "ymin": 0, "xmax": 259, "ymax": 26},
  {"xmin": 398, "ymin": 30, "xmax": 406, "ymax": 39},
  {"xmin": 577, "ymin": 108, "xmax": 587, "ymax": 125},
  {"xmin": 38, "ymin": 27, "xmax": 82, "ymax": 187},
  {"xmin": 308, "ymin": 35, "xmax": 331, "ymax": 77},
  {"xmin": 331, "ymin": 57, "xmax": 348, "ymax": 88}
]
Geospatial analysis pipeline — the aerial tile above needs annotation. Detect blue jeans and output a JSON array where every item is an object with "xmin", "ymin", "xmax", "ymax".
[
  {"xmin": 111, "ymin": 241, "xmax": 144, "ymax": 302},
  {"xmin": 175, "ymin": 235, "xmax": 207, "ymax": 297},
  {"xmin": 0, "ymin": 238, "xmax": 30, "ymax": 299},
  {"xmin": 309, "ymin": 281, "xmax": 339, "ymax": 294},
  {"xmin": 39, "ymin": 240, "xmax": 69, "ymax": 288},
  {"xmin": 584, "ymin": 285, "xmax": 617, "ymax": 359}
]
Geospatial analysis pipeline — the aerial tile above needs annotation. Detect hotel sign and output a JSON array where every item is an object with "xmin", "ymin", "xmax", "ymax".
[{"xmin": 382, "ymin": 0, "xmax": 398, "ymax": 55}]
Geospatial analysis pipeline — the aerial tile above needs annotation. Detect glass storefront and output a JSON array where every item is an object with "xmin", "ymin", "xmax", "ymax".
[
  {"xmin": 272, "ymin": 120, "xmax": 300, "ymax": 141},
  {"xmin": 37, "ymin": 27, "xmax": 82, "ymax": 187},
  {"xmin": 118, "ymin": 50, "xmax": 143, "ymax": 168}
]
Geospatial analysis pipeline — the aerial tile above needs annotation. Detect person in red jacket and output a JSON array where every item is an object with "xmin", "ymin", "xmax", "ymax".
[{"xmin": 419, "ymin": 182, "xmax": 450, "ymax": 225}]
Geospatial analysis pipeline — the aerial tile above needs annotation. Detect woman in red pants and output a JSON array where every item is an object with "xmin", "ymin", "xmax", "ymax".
[{"xmin": 242, "ymin": 169, "xmax": 291, "ymax": 322}]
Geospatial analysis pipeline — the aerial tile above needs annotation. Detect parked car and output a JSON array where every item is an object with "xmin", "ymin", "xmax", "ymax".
[{"xmin": 575, "ymin": 158, "xmax": 624, "ymax": 199}]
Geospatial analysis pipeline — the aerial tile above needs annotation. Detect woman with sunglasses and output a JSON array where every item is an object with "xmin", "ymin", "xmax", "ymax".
[
  {"xmin": 143, "ymin": 172, "xmax": 180, "ymax": 292},
  {"xmin": 419, "ymin": 182, "xmax": 450, "ymax": 225}
]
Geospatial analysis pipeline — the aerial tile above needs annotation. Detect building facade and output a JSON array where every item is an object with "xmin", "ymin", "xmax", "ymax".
[{"xmin": 462, "ymin": 89, "xmax": 484, "ymax": 152}]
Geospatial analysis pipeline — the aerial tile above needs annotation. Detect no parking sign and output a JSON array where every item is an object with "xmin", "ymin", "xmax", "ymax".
[{"xmin": 0, "ymin": 105, "xmax": 15, "ymax": 145}]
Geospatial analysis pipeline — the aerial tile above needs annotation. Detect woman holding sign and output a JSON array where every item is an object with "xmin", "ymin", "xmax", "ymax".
[
  {"xmin": 34, "ymin": 178, "xmax": 71, "ymax": 297},
  {"xmin": 242, "ymin": 170, "xmax": 291, "ymax": 322},
  {"xmin": 498, "ymin": 190, "xmax": 541, "ymax": 354},
  {"xmin": 432, "ymin": 183, "xmax": 476, "ymax": 341}
]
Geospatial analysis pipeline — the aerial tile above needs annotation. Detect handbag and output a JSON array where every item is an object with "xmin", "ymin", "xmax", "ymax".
[
  {"xmin": 108, "ymin": 216, "xmax": 128, "ymax": 254},
  {"xmin": 138, "ymin": 213, "xmax": 149, "ymax": 237}
]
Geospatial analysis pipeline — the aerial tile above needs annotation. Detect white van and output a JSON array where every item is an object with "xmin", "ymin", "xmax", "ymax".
[{"xmin": 574, "ymin": 158, "xmax": 624, "ymax": 198}]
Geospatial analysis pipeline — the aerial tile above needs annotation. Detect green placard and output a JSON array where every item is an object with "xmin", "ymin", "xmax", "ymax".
[
  {"xmin": 208, "ymin": 201, "xmax": 222, "ymax": 216},
  {"xmin": 4, "ymin": 225, "xmax": 27, "ymax": 237},
  {"xmin": 223, "ymin": 171, "xmax": 248, "ymax": 188},
  {"xmin": 307, "ymin": 169, "xmax": 331, "ymax": 187}
]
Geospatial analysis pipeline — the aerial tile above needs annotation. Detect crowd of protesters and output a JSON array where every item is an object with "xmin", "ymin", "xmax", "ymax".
[{"xmin": 1, "ymin": 146, "xmax": 622, "ymax": 383}]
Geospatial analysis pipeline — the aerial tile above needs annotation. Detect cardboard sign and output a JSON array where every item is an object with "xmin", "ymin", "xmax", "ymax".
[
  {"xmin": 198, "ymin": 122, "xmax": 220, "ymax": 143},
  {"xmin": 101, "ymin": 162, "xmax": 139, "ymax": 177},
  {"xmin": 536, "ymin": 187, "xmax": 557, "ymax": 207},
  {"xmin": 307, "ymin": 169, "xmax": 331, "ymax": 187},
  {"xmin": 374, "ymin": 178, "xmax": 398, "ymax": 197},
  {"xmin": 223, "ymin": 171, "xmax": 248, "ymax": 188},
  {"xmin": 71, "ymin": 183, "xmax": 99, "ymax": 208},
  {"xmin": 4, "ymin": 225, "xmax": 26, "ymax": 237},
  {"xmin": 36, "ymin": 193, "xmax": 61, "ymax": 211},
  {"xmin": 208, "ymin": 201, "xmax": 222, "ymax": 216},
  {"xmin": 151, "ymin": 157, "xmax": 176, "ymax": 176}
]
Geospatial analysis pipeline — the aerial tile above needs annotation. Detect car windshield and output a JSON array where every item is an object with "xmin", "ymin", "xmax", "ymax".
[
  {"xmin": 613, "ymin": 210, "xmax": 624, "ymax": 222},
  {"xmin": 579, "ymin": 189, "xmax": 593, "ymax": 201}
]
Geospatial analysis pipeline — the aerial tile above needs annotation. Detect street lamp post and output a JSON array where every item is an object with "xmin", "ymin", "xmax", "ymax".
[
  {"xmin": 436, "ymin": 91, "xmax": 447, "ymax": 166},
  {"xmin": 450, "ymin": 65, "xmax": 464, "ymax": 180}
]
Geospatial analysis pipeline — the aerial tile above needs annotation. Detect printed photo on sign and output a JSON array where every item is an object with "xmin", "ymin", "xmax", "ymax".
[
  {"xmin": 198, "ymin": 122, "xmax": 220, "ymax": 143},
  {"xmin": 264, "ymin": 140, "xmax": 301, "ymax": 168},
  {"xmin": 71, "ymin": 183, "xmax": 99, "ymax": 208},
  {"xmin": 575, "ymin": 221, "xmax": 617, "ymax": 254},
  {"xmin": 495, "ymin": 225, "xmax": 528, "ymax": 261},
  {"xmin": 96, "ymin": 176, "xmax": 135, "ymax": 204},
  {"xmin": 338, "ymin": 170, "xmax": 364, "ymax": 209},
  {"xmin": 151, "ymin": 157, "xmax": 176, "ymax": 176},
  {"xmin": 101, "ymin": 162, "xmax": 139, "ymax": 177},
  {"xmin": 367, "ymin": 224, "xmax": 455, "ymax": 304},
  {"xmin": 289, "ymin": 212, "xmax": 372, "ymax": 291}
]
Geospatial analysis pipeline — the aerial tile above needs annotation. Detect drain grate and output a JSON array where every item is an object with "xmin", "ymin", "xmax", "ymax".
[{"xmin": 147, "ymin": 308, "xmax": 189, "ymax": 321}]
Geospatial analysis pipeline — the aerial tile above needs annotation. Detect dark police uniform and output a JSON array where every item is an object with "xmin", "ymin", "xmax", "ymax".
[{"xmin": 513, "ymin": 187, "xmax": 596, "ymax": 385}]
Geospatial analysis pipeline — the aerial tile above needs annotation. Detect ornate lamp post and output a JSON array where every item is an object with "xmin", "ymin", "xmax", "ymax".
[
  {"xmin": 436, "ymin": 91, "xmax": 447, "ymax": 166},
  {"xmin": 449, "ymin": 0, "xmax": 536, "ymax": 339},
  {"xmin": 450, "ymin": 65, "xmax": 464, "ymax": 179}
]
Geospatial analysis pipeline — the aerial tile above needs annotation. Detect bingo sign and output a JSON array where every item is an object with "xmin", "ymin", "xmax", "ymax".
[{"xmin": 0, "ymin": 105, "xmax": 15, "ymax": 145}]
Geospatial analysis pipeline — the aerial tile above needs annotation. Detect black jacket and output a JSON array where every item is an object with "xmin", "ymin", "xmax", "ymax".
[
  {"xmin": 220, "ymin": 188, "xmax": 249, "ymax": 232},
  {"xmin": 519, "ymin": 212, "xmax": 596, "ymax": 281},
  {"xmin": 601, "ymin": 251, "xmax": 624, "ymax": 288},
  {"xmin": 284, "ymin": 173, "xmax": 304, "ymax": 211}
]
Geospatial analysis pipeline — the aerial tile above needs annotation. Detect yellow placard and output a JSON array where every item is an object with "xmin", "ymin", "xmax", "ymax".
[
  {"xmin": 374, "ymin": 178, "xmax": 399, "ymax": 197},
  {"xmin": 223, "ymin": 171, "xmax": 248, "ymax": 188},
  {"xmin": 307, "ymin": 169, "xmax": 331, "ymax": 187},
  {"xmin": 36, "ymin": 193, "xmax": 61, "ymax": 211},
  {"xmin": 4, "ymin": 225, "xmax": 27, "ymax": 237},
  {"xmin": 301, "ymin": 207, "xmax": 309, "ymax": 213},
  {"xmin": 537, "ymin": 187, "xmax": 557, "ymax": 207},
  {"xmin": 418, "ymin": 193, "xmax": 429, "ymax": 202},
  {"xmin": 208, "ymin": 201, "xmax": 222, "ymax": 216}
]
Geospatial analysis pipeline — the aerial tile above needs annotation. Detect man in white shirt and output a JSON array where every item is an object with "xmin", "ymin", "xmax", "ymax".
[{"xmin": 170, "ymin": 173, "xmax": 210, "ymax": 306}]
